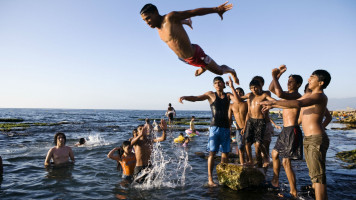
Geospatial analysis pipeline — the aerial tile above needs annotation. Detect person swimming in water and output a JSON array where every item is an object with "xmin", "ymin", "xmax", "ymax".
[
  {"xmin": 107, "ymin": 141, "xmax": 136, "ymax": 182},
  {"xmin": 140, "ymin": 2, "xmax": 239, "ymax": 84},
  {"xmin": 44, "ymin": 132, "xmax": 75, "ymax": 166},
  {"xmin": 75, "ymin": 138, "xmax": 86, "ymax": 147}
]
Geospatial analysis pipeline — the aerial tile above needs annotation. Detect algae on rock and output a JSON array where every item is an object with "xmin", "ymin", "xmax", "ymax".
[{"xmin": 216, "ymin": 163, "xmax": 265, "ymax": 191}]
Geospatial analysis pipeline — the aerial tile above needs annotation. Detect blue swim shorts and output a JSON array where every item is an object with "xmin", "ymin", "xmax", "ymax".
[
  {"xmin": 207, "ymin": 126, "xmax": 230, "ymax": 153},
  {"xmin": 236, "ymin": 129, "xmax": 245, "ymax": 150}
]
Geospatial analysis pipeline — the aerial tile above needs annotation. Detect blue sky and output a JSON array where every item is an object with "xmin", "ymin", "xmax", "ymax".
[{"xmin": 1, "ymin": 0, "xmax": 355, "ymax": 111}]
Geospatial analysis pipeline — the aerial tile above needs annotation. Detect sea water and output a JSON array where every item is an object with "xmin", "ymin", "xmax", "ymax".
[{"xmin": 0, "ymin": 108, "xmax": 355, "ymax": 199}]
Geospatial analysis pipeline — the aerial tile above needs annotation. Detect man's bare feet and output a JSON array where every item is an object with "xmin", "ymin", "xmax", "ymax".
[
  {"xmin": 263, "ymin": 161, "xmax": 269, "ymax": 168},
  {"xmin": 271, "ymin": 178, "xmax": 279, "ymax": 188},
  {"xmin": 195, "ymin": 67, "xmax": 206, "ymax": 76},
  {"xmin": 207, "ymin": 181, "xmax": 218, "ymax": 187}
]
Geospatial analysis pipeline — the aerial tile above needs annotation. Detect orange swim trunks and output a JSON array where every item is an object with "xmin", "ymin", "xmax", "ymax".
[{"xmin": 179, "ymin": 44, "xmax": 212, "ymax": 68}]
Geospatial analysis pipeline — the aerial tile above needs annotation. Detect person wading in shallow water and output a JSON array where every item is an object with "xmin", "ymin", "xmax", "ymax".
[
  {"xmin": 140, "ymin": 2, "xmax": 239, "ymax": 84},
  {"xmin": 165, "ymin": 103, "xmax": 176, "ymax": 125},
  {"xmin": 130, "ymin": 119, "xmax": 167, "ymax": 182},
  {"xmin": 44, "ymin": 132, "xmax": 75, "ymax": 166}
]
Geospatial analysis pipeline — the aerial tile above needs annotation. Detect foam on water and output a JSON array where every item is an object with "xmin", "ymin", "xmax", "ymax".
[{"xmin": 78, "ymin": 133, "xmax": 111, "ymax": 147}]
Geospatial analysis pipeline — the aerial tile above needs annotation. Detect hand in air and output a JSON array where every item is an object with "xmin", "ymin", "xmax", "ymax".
[
  {"xmin": 217, "ymin": 1, "xmax": 233, "ymax": 20},
  {"xmin": 226, "ymin": 76, "xmax": 234, "ymax": 88},
  {"xmin": 272, "ymin": 68, "xmax": 280, "ymax": 78},
  {"xmin": 186, "ymin": 18, "xmax": 193, "ymax": 29},
  {"xmin": 279, "ymin": 64, "xmax": 287, "ymax": 74},
  {"xmin": 160, "ymin": 119, "xmax": 167, "ymax": 131},
  {"xmin": 179, "ymin": 96, "xmax": 185, "ymax": 104}
]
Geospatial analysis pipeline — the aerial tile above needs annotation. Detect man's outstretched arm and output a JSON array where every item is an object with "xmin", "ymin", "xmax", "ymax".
[
  {"xmin": 168, "ymin": 1, "xmax": 233, "ymax": 22},
  {"xmin": 179, "ymin": 92, "xmax": 211, "ymax": 104}
]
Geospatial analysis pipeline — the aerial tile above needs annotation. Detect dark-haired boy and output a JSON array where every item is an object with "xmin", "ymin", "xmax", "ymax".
[
  {"xmin": 44, "ymin": 132, "xmax": 75, "ymax": 166},
  {"xmin": 179, "ymin": 76, "xmax": 233, "ymax": 187},
  {"xmin": 140, "ymin": 2, "xmax": 239, "ymax": 84},
  {"xmin": 261, "ymin": 69, "xmax": 331, "ymax": 200},
  {"xmin": 227, "ymin": 81, "xmax": 248, "ymax": 165},
  {"xmin": 268, "ymin": 65, "xmax": 303, "ymax": 198},
  {"xmin": 244, "ymin": 79, "xmax": 276, "ymax": 167}
]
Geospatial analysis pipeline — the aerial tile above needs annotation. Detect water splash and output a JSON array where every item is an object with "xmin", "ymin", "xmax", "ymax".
[
  {"xmin": 81, "ymin": 133, "xmax": 110, "ymax": 147},
  {"xmin": 133, "ymin": 129, "xmax": 192, "ymax": 189}
]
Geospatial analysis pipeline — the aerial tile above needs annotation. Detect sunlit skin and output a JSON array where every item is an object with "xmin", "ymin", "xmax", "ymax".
[
  {"xmin": 261, "ymin": 72, "xmax": 330, "ymax": 200},
  {"xmin": 242, "ymin": 83, "xmax": 276, "ymax": 166},
  {"xmin": 140, "ymin": 2, "xmax": 239, "ymax": 84},
  {"xmin": 44, "ymin": 134, "xmax": 75, "ymax": 166},
  {"xmin": 179, "ymin": 78, "xmax": 234, "ymax": 187},
  {"xmin": 267, "ymin": 65, "xmax": 302, "ymax": 198},
  {"xmin": 227, "ymin": 77, "xmax": 248, "ymax": 165},
  {"xmin": 131, "ymin": 120, "xmax": 167, "ymax": 167}
]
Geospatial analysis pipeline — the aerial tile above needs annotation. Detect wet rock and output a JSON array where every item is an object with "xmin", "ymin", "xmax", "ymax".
[
  {"xmin": 336, "ymin": 149, "xmax": 356, "ymax": 169},
  {"xmin": 216, "ymin": 163, "xmax": 265, "ymax": 191}
]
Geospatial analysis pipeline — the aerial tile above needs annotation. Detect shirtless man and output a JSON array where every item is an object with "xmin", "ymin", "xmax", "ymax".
[
  {"xmin": 243, "ymin": 79, "xmax": 276, "ymax": 167},
  {"xmin": 251, "ymin": 76, "xmax": 277, "ymax": 166},
  {"xmin": 261, "ymin": 69, "xmax": 331, "ymax": 200},
  {"xmin": 44, "ymin": 132, "xmax": 75, "ymax": 166},
  {"xmin": 140, "ymin": 2, "xmax": 239, "ymax": 84},
  {"xmin": 130, "ymin": 119, "xmax": 167, "ymax": 180},
  {"xmin": 227, "ymin": 78, "xmax": 248, "ymax": 165},
  {"xmin": 300, "ymin": 83, "xmax": 332, "ymax": 129},
  {"xmin": 268, "ymin": 65, "xmax": 303, "ymax": 198},
  {"xmin": 179, "ymin": 76, "xmax": 233, "ymax": 187}
]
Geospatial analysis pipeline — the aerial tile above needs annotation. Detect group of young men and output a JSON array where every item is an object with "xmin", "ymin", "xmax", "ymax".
[
  {"xmin": 179, "ymin": 66, "xmax": 331, "ymax": 200},
  {"xmin": 140, "ymin": 2, "xmax": 331, "ymax": 199}
]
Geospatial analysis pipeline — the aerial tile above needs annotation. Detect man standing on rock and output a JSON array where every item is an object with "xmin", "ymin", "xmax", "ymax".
[{"xmin": 179, "ymin": 76, "xmax": 233, "ymax": 187}]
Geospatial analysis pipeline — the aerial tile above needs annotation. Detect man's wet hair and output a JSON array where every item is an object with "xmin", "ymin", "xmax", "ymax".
[
  {"xmin": 54, "ymin": 132, "xmax": 66, "ymax": 145},
  {"xmin": 289, "ymin": 74, "xmax": 303, "ymax": 86},
  {"xmin": 213, "ymin": 76, "xmax": 226, "ymax": 88},
  {"xmin": 236, "ymin": 87, "xmax": 245, "ymax": 95},
  {"xmin": 312, "ymin": 70, "xmax": 331, "ymax": 89},
  {"xmin": 213, "ymin": 76, "xmax": 224, "ymax": 83},
  {"xmin": 140, "ymin": 3, "xmax": 158, "ymax": 15},
  {"xmin": 145, "ymin": 118, "xmax": 150, "ymax": 123},
  {"xmin": 79, "ymin": 138, "xmax": 85, "ymax": 145},
  {"xmin": 191, "ymin": 116, "xmax": 195, "ymax": 119},
  {"xmin": 252, "ymin": 76, "xmax": 264, "ymax": 86},
  {"xmin": 132, "ymin": 128, "xmax": 137, "ymax": 136},
  {"xmin": 249, "ymin": 79, "xmax": 261, "ymax": 88}
]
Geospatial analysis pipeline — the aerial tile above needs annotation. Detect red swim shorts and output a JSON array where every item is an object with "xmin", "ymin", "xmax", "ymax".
[{"xmin": 179, "ymin": 44, "xmax": 212, "ymax": 68}]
